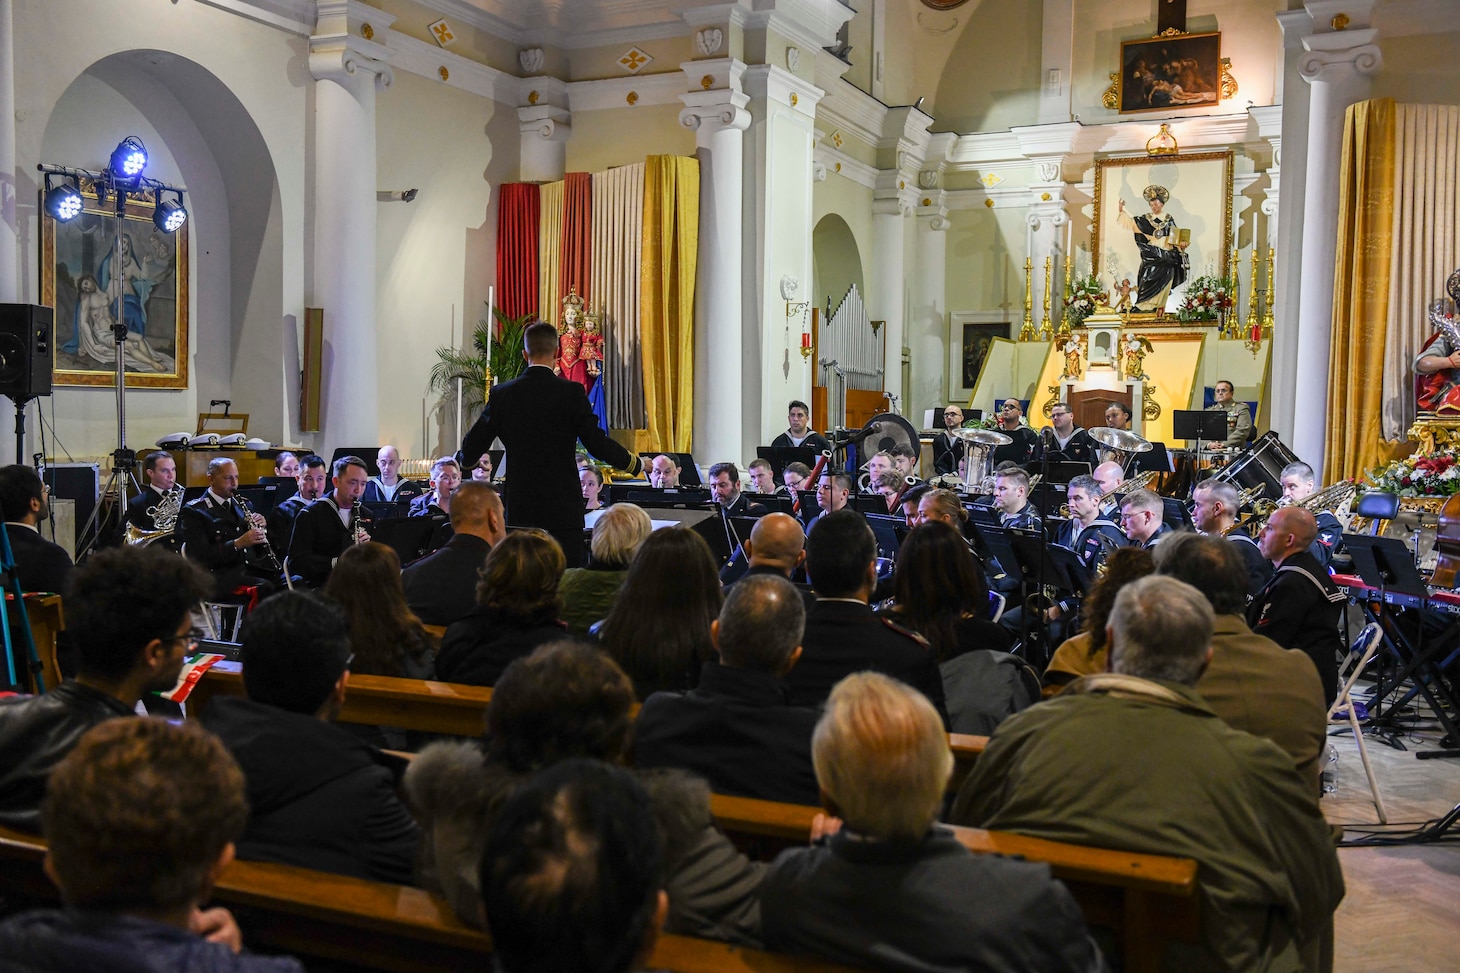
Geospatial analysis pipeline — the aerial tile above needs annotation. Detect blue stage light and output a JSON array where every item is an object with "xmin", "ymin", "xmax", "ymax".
[
  {"xmin": 109, "ymin": 136, "xmax": 147, "ymax": 184},
  {"xmin": 44, "ymin": 176, "xmax": 82, "ymax": 222}
]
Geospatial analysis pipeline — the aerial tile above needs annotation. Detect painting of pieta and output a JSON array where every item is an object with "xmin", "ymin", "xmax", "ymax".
[
  {"xmin": 1091, "ymin": 152, "xmax": 1232, "ymax": 321},
  {"xmin": 41, "ymin": 188, "xmax": 188, "ymax": 388},
  {"xmin": 1118, "ymin": 32, "xmax": 1221, "ymax": 114}
]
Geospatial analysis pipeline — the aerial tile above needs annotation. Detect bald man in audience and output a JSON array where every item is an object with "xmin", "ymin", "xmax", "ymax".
[
  {"xmin": 724, "ymin": 512, "xmax": 816, "ymax": 613},
  {"xmin": 761, "ymin": 672, "xmax": 1101, "ymax": 972},
  {"xmin": 634, "ymin": 574, "xmax": 820, "ymax": 805},
  {"xmin": 1155, "ymin": 532, "xmax": 1328, "ymax": 794},
  {"xmin": 952, "ymin": 576, "xmax": 1344, "ymax": 972},
  {"xmin": 1249, "ymin": 506, "xmax": 1344, "ymax": 707},
  {"xmin": 401, "ymin": 481, "xmax": 506, "ymax": 627}
]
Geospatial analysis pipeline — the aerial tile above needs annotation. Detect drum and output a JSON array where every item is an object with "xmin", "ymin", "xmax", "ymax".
[{"xmin": 1219, "ymin": 432, "xmax": 1298, "ymax": 504}]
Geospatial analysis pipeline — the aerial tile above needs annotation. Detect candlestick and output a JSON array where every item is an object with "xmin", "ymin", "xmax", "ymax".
[
  {"xmin": 1245, "ymin": 248, "xmax": 1260, "ymax": 335},
  {"xmin": 1262, "ymin": 247, "xmax": 1275, "ymax": 337},
  {"xmin": 1039, "ymin": 256, "xmax": 1053, "ymax": 340},
  {"xmin": 1020, "ymin": 257, "xmax": 1035, "ymax": 341},
  {"xmin": 485, "ymin": 284, "xmax": 495, "ymax": 374},
  {"xmin": 1229, "ymin": 247, "xmax": 1240, "ymax": 338}
]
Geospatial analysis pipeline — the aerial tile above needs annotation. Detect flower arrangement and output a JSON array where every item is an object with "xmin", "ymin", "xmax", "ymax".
[
  {"xmin": 1175, "ymin": 275, "xmax": 1235, "ymax": 323},
  {"xmin": 1063, "ymin": 274, "xmax": 1106, "ymax": 327},
  {"xmin": 1367, "ymin": 448, "xmax": 1460, "ymax": 497}
]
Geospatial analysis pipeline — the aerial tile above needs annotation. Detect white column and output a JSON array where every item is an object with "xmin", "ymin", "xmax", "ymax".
[
  {"xmin": 0, "ymin": 0, "xmax": 15, "ymax": 304},
  {"xmin": 310, "ymin": 3, "xmax": 393, "ymax": 449},
  {"xmin": 518, "ymin": 106, "xmax": 570, "ymax": 183},
  {"xmin": 1037, "ymin": 0, "xmax": 1075, "ymax": 124},
  {"xmin": 1290, "ymin": 8, "xmax": 1381, "ymax": 469},
  {"xmin": 872, "ymin": 188, "xmax": 910, "ymax": 409},
  {"xmin": 1026, "ymin": 162, "xmax": 1068, "ymax": 329},
  {"xmin": 681, "ymin": 62, "xmax": 750, "ymax": 464},
  {"xmin": 910, "ymin": 195, "xmax": 949, "ymax": 420}
]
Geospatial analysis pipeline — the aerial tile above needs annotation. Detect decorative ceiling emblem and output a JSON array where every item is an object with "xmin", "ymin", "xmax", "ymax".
[
  {"xmin": 618, "ymin": 48, "xmax": 653, "ymax": 74},
  {"xmin": 519, "ymin": 48, "xmax": 545, "ymax": 75},
  {"xmin": 979, "ymin": 172, "xmax": 1004, "ymax": 189},
  {"xmin": 695, "ymin": 29, "xmax": 723, "ymax": 56},
  {"xmin": 527, "ymin": 90, "xmax": 540, "ymax": 105},
  {"xmin": 360, "ymin": 22, "xmax": 374, "ymax": 40},
  {"xmin": 790, "ymin": 92, "xmax": 798, "ymax": 106},
  {"xmin": 701, "ymin": 75, "xmax": 714, "ymax": 90},
  {"xmin": 626, "ymin": 91, "xmax": 639, "ymax": 105},
  {"xmin": 830, "ymin": 130, "xmax": 845, "ymax": 149},
  {"xmin": 429, "ymin": 19, "xmax": 455, "ymax": 47},
  {"xmin": 786, "ymin": 47, "xmax": 801, "ymax": 72},
  {"xmin": 438, "ymin": 66, "xmax": 449, "ymax": 81}
]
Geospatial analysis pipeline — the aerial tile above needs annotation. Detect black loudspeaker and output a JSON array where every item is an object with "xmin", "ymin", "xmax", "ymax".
[{"xmin": 0, "ymin": 304, "xmax": 53, "ymax": 399}]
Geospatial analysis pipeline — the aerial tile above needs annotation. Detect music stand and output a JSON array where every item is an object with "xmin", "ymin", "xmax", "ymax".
[
  {"xmin": 1008, "ymin": 532, "xmax": 1092, "ymax": 598},
  {"xmin": 865, "ymin": 513, "xmax": 905, "ymax": 560},
  {"xmin": 1173, "ymin": 410, "xmax": 1228, "ymax": 443},
  {"xmin": 756, "ymin": 446, "xmax": 819, "ymax": 482},
  {"xmin": 372, "ymin": 516, "xmax": 448, "ymax": 566},
  {"xmin": 742, "ymin": 492, "xmax": 795, "ymax": 514},
  {"xmin": 1130, "ymin": 442, "xmax": 1172, "ymax": 474}
]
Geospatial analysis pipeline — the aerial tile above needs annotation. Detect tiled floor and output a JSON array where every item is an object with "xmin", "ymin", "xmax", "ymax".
[{"xmin": 1322, "ymin": 711, "xmax": 1460, "ymax": 973}]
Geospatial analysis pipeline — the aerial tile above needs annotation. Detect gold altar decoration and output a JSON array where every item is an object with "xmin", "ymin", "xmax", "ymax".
[
  {"xmin": 1121, "ymin": 332, "xmax": 1154, "ymax": 381},
  {"xmin": 1262, "ymin": 246, "xmax": 1275, "ymax": 337},
  {"xmin": 1245, "ymin": 248, "xmax": 1261, "ymax": 334},
  {"xmin": 1101, "ymin": 73, "xmax": 1119, "ymax": 111},
  {"xmin": 1019, "ymin": 257, "xmax": 1036, "ymax": 341},
  {"xmin": 1039, "ymin": 256, "xmax": 1054, "ymax": 340},
  {"xmin": 1142, "ymin": 381, "xmax": 1161, "ymax": 421},
  {"xmin": 1146, "ymin": 124, "xmax": 1178, "ymax": 157},
  {"xmin": 1219, "ymin": 58, "xmax": 1238, "ymax": 100},
  {"xmin": 1408, "ymin": 417, "xmax": 1460, "ymax": 456}
]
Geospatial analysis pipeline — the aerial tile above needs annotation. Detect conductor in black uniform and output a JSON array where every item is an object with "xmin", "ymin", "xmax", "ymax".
[
  {"xmin": 1249, "ymin": 507, "xmax": 1344, "ymax": 707},
  {"xmin": 461, "ymin": 321, "xmax": 643, "ymax": 567}
]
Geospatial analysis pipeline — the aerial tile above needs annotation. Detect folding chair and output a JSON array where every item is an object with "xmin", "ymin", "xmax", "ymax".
[{"xmin": 1330, "ymin": 621, "xmax": 1388, "ymax": 823}]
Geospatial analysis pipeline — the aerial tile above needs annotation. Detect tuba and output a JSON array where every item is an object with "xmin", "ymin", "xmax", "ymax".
[{"xmin": 125, "ymin": 485, "xmax": 184, "ymax": 546}]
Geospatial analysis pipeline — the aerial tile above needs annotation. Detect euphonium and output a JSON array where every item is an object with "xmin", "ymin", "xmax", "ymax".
[{"xmin": 124, "ymin": 485, "xmax": 184, "ymax": 545}]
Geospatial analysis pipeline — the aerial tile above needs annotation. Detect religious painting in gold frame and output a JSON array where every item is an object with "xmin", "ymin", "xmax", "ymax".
[
  {"xmin": 1117, "ymin": 31, "xmax": 1222, "ymax": 114},
  {"xmin": 40, "ymin": 183, "xmax": 189, "ymax": 388},
  {"xmin": 1091, "ymin": 151, "xmax": 1232, "ymax": 323}
]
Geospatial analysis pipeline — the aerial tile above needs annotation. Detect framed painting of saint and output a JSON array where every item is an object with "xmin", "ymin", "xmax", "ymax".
[
  {"xmin": 40, "ymin": 185, "xmax": 189, "ymax": 388},
  {"xmin": 1091, "ymin": 152, "xmax": 1232, "ymax": 321}
]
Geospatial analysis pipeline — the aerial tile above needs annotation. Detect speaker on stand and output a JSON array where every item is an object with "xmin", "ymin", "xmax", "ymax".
[{"xmin": 0, "ymin": 304, "xmax": 55, "ymax": 463}]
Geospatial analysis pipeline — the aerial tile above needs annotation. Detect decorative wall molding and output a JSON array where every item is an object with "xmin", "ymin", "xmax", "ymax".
[
  {"xmin": 742, "ymin": 63, "xmax": 825, "ymax": 116},
  {"xmin": 197, "ymin": 0, "xmax": 315, "ymax": 35},
  {"xmin": 563, "ymin": 71, "xmax": 688, "ymax": 112},
  {"xmin": 383, "ymin": 29, "xmax": 519, "ymax": 102},
  {"xmin": 945, "ymin": 186, "xmax": 1031, "ymax": 211},
  {"xmin": 812, "ymin": 143, "xmax": 877, "ymax": 189}
]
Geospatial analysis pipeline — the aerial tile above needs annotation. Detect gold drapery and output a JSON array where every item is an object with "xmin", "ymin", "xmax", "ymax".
[
  {"xmin": 537, "ymin": 180, "xmax": 565, "ymax": 327},
  {"xmin": 638, "ymin": 156, "xmax": 699, "ymax": 453},
  {"xmin": 1325, "ymin": 98, "xmax": 1396, "ymax": 484}
]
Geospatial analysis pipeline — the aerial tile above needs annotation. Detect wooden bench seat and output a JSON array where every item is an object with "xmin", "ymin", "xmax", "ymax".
[
  {"xmin": 0, "ymin": 825, "xmax": 858, "ymax": 973},
  {"xmin": 186, "ymin": 662, "xmax": 989, "ymax": 778}
]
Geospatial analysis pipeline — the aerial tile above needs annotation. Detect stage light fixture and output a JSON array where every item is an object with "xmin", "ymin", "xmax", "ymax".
[
  {"xmin": 152, "ymin": 189, "xmax": 186, "ymax": 233},
  {"xmin": 108, "ymin": 136, "xmax": 147, "ymax": 185},
  {"xmin": 44, "ymin": 175, "xmax": 82, "ymax": 222}
]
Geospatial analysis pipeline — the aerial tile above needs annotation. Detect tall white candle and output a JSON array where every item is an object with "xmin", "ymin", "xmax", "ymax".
[{"xmin": 486, "ymin": 284, "xmax": 495, "ymax": 369}]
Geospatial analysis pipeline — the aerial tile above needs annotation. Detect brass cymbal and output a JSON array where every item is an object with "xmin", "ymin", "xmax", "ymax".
[{"xmin": 1088, "ymin": 426, "xmax": 1153, "ymax": 454}]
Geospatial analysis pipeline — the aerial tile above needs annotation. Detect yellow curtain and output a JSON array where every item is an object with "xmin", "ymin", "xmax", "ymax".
[
  {"xmin": 1325, "ymin": 99, "xmax": 1396, "ymax": 484},
  {"xmin": 538, "ymin": 180, "xmax": 564, "ymax": 327},
  {"xmin": 638, "ymin": 156, "xmax": 699, "ymax": 453}
]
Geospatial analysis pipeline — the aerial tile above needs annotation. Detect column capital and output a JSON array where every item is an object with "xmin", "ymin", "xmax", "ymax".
[
  {"xmin": 679, "ymin": 94, "xmax": 751, "ymax": 135},
  {"xmin": 311, "ymin": 0, "xmax": 394, "ymax": 89},
  {"xmin": 874, "ymin": 168, "xmax": 917, "ymax": 217},
  {"xmin": 1299, "ymin": 31, "xmax": 1382, "ymax": 84},
  {"xmin": 518, "ymin": 105, "xmax": 572, "ymax": 143}
]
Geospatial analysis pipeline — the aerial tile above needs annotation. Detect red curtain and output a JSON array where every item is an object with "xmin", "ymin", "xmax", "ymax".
[
  {"xmin": 560, "ymin": 172, "xmax": 593, "ymax": 307},
  {"xmin": 496, "ymin": 183, "xmax": 540, "ymax": 320}
]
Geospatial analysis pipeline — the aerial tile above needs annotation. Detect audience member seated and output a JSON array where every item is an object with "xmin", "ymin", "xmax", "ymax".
[
  {"xmin": 770, "ymin": 399, "xmax": 830, "ymax": 451},
  {"xmin": 747, "ymin": 458, "xmax": 781, "ymax": 495},
  {"xmin": 647, "ymin": 454, "xmax": 681, "ymax": 489},
  {"xmin": 266, "ymin": 453, "xmax": 326, "ymax": 558},
  {"xmin": 286, "ymin": 454, "xmax": 370, "ymax": 588},
  {"xmin": 1154, "ymin": 532, "xmax": 1328, "ymax": 793},
  {"xmin": 723, "ymin": 512, "xmax": 816, "ymax": 613},
  {"xmin": 1042, "ymin": 547, "xmax": 1154, "ymax": 696},
  {"xmin": 581, "ymin": 463, "xmax": 605, "ymax": 521},
  {"xmin": 405, "ymin": 641, "xmax": 763, "ymax": 944},
  {"xmin": 599, "ymin": 527, "xmax": 722, "ymax": 700},
  {"xmin": 761, "ymin": 672, "xmax": 1102, "ymax": 972},
  {"xmin": 199, "ymin": 592, "xmax": 419, "ymax": 883},
  {"xmin": 1118, "ymin": 488, "xmax": 1172, "ymax": 549},
  {"xmin": 324, "ymin": 542, "xmax": 435, "ymax": 681},
  {"xmin": 951, "ymin": 575, "xmax": 1345, "ymax": 972},
  {"xmin": 1191, "ymin": 479, "xmax": 1272, "ymax": 597},
  {"xmin": 0, "ymin": 546, "xmax": 211, "ymax": 830},
  {"xmin": 0, "ymin": 719, "xmax": 303, "ymax": 972},
  {"xmin": 0, "ymin": 464, "xmax": 72, "ymax": 596},
  {"xmin": 789, "ymin": 510, "xmax": 947, "ymax": 723},
  {"xmin": 635, "ymin": 574, "xmax": 818, "ymax": 805},
  {"xmin": 1249, "ymin": 506, "xmax": 1344, "ymax": 708},
  {"xmin": 560, "ymin": 503, "xmax": 652, "ymax": 636},
  {"xmin": 482, "ymin": 759, "xmax": 668, "ymax": 973},
  {"xmin": 364, "ymin": 444, "xmax": 426, "ymax": 504},
  {"xmin": 408, "ymin": 456, "xmax": 462, "ymax": 517},
  {"xmin": 401, "ymin": 480, "xmax": 504, "ymax": 627},
  {"xmin": 435, "ymin": 532, "xmax": 567, "ymax": 686},
  {"xmin": 879, "ymin": 520, "xmax": 1007, "ymax": 659}
]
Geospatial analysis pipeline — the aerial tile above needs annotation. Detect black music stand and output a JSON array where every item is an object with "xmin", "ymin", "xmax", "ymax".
[
  {"xmin": 742, "ymin": 492, "xmax": 795, "ymax": 514},
  {"xmin": 373, "ymin": 515, "xmax": 450, "ymax": 566},
  {"xmin": 636, "ymin": 452, "xmax": 702, "ymax": 486},
  {"xmin": 756, "ymin": 446, "xmax": 819, "ymax": 483},
  {"xmin": 865, "ymin": 513, "xmax": 905, "ymax": 560},
  {"xmin": 1130, "ymin": 442, "xmax": 1172, "ymax": 474},
  {"xmin": 1342, "ymin": 533, "xmax": 1460, "ymax": 754},
  {"xmin": 1173, "ymin": 410, "xmax": 1227, "ymax": 443}
]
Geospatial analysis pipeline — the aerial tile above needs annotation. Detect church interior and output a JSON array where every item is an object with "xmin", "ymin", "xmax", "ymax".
[{"xmin": 3, "ymin": 0, "xmax": 1460, "ymax": 970}]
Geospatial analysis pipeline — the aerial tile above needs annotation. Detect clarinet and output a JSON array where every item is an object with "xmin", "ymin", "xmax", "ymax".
[
  {"xmin": 232, "ymin": 495, "xmax": 283, "ymax": 575},
  {"xmin": 349, "ymin": 501, "xmax": 370, "ymax": 545}
]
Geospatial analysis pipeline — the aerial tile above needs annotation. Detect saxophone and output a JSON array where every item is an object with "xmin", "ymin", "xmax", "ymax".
[{"xmin": 125, "ymin": 485, "xmax": 184, "ymax": 545}]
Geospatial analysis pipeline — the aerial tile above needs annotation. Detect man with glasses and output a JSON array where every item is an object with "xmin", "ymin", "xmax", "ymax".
[
  {"xmin": 0, "ymin": 545, "xmax": 212, "ymax": 830},
  {"xmin": 1119, "ymin": 488, "xmax": 1172, "ymax": 550},
  {"xmin": 771, "ymin": 400, "xmax": 830, "ymax": 451},
  {"xmin": 995, "ymin": 399, "xmax": 1041, "ymax": 465},
  {"xmin": 1042, "ymin": 403, "xmax": 1094, "ymax": 465},
  {"xmin": 1205, "ymin": 380, "xmax": 1252, "ymax": 451},
  {"xmin": 200, "ymin": 591, "xmax": 419, "ymax": 882},
  {"xmin": 933, "ymin": 406, "xmax": 967, "ymax": 476}
]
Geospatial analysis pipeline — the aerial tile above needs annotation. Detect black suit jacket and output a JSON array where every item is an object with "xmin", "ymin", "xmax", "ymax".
[
  {"xmin": 401, "ymin": 533, "xmax": 492, "ymax": 627},
  {"xmin": 267, "ymin": 495, "xmax": 312, "ymax": 559},
  {"xmin": 125, "ymin": 486, "xmax": 172, "ymax": 530},
  {"xmin": 2, "ymin": 525, "xmax": 72, "ymax": 596},
  {"xmin": 287, "ymin": 497, "xmax": 355, "ymax": 588},
  {"xmin": 933, "ymin": 432, "xmax": 965, "ymax": 475},
  {"xmin": 634, "ymin": 663, "xmax": 821, "ymax": 806},
  {"xmin": 787, "ymin": 599, "xmax": 948, "ymax": 724},
  {"xmin": 178, "ymin": 494, "xmax": 252, "ymax": 575},
  {"xmin": 461, "ymin": 365, "xmax": 639, "ymax": 531}
]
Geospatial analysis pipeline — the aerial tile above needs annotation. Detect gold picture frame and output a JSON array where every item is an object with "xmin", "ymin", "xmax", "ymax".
[
  {"xmin": 40, "ymin": 184, "xmax": 189, "ymax": 388},
  {"xmin": 1091, "ymin": 151, "xmax": 1233, "ymax": 323},
  {"xmin": 1117, "ymin": 31, "xmax": 1222, "ymax": 114}
]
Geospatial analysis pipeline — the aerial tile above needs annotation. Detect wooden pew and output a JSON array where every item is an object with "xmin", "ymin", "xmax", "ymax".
[
  {"xmin": 0, "ymin": 825, "xmax": 858, "ymax": 973},
  {"xmin": 4, "ymin": 593, "xmax": 63, "ymax": 694},
  {"xmin": 186, "ymin": 662, "xmax": 989, "ymax": 778},
  {"xmin": 708, "ymin": 793, "xmax": 1200, "ymax": 973}
]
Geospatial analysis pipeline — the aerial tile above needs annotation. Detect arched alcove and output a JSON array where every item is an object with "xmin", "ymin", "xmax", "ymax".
[
  {"xmin": 39, "ymin": 50, "xmax": 284, "ymax": 452},
  {"xmin": 812, "ymin": 213, "xmax": 865, "ymax": 317}
]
